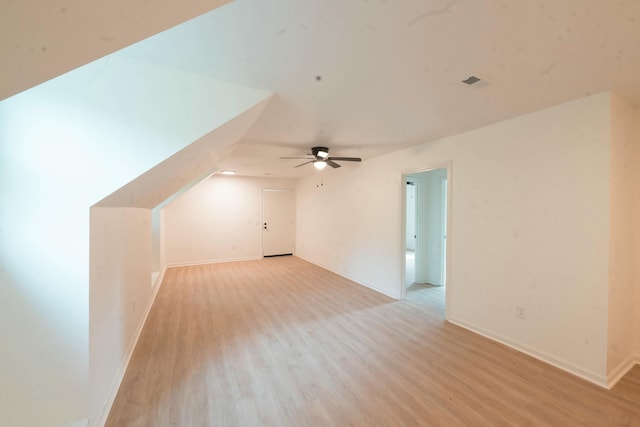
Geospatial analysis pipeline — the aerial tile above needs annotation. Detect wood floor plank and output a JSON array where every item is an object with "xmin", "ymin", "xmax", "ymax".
[{"xmin": 105, "ymin": 256, "xmax": 640, "ymax": 426}]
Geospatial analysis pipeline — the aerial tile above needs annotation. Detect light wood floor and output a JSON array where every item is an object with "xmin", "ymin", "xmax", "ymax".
[{"xmin": 106, "ymin": 256, "xmax": 640, "ymax": 426}]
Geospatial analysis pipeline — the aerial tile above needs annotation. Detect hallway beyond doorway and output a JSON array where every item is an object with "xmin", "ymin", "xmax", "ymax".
[
  {"xmin": 405, "ymin": 250, "xmax": 415, "ymax": 287},
  {"xmin": 406, "ymin": 248, "xmax": 445, "ymax": 319}
]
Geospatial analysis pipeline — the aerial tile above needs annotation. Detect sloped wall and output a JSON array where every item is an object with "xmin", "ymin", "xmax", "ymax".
[
  {"xmin": 0, "ymin": 0, "xmax": 231, "ymax": 100},
  {"xmin": 88, "ymin": 101, "xmax": 271, "ymax": 426},
  {"xmin": 0, "ymin": 52, "xmax": 271, "ymax": 427}
]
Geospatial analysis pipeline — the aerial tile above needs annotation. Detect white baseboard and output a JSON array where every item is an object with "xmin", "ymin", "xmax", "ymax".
[
  {"xmin": 151, "ymin": 271, "xmax": 160, "ymax": 286},
  {"xmin": 151, "ymin": 267, "xmax": 167, "ymax": 290},
  {"xmin": 607, "ymin": 354, "xmax": 640, "ymax": 389},
  {"xmin": 294, "ymin": 254, "xmax": 400, "ymax": 300},
  {"xmin": 167, "ymin": 255, "xmax": 262, "ymax": 268},
  {"xmin": 448, "ymin": 316, "xmax": 609, "ymax": 389},
  {"xmin": 90, "ymin": 266, "xmax": 166, "ymax": 427}
]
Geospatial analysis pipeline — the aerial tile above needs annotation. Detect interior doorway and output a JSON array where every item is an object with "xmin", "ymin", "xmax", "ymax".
[
  {"xmin": 405, "ymin": 179, "xmax": 417, "ymax": 286},
  {"xmin": 402, "ymin": 167, "xmax": 450, "ymax": 315}
]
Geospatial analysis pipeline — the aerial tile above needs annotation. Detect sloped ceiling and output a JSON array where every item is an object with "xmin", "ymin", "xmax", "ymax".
[
  {"xmin": 95, "ymin": 97, "xmax": 272, "ymax": 208},
  {"xmin": 0, "ymin": 0, "xmax": 232, "ymax": 100},
  {"xmin": 6, "ymin": 0, "xmax": 640, "ymax": 178}
]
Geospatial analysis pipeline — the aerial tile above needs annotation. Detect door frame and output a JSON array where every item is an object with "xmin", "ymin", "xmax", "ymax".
[{"xmin": 400, "ymin": 162, "xmax": 452, "ymax": 320}]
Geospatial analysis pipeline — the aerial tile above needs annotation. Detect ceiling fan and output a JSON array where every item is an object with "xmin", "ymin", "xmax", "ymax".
[{"xmin": 280, "ymin": 146, "xmax": 362, "ymax": 170}]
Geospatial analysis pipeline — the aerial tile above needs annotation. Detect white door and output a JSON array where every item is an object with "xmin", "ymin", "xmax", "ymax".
[{"xmin": 262, "ymin": 189, "xmax": 294, "ymax": 256}]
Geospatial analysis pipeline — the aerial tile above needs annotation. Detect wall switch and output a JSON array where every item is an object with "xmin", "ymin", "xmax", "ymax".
[{"xmin": 516, "ymin": 305, "xmax": 526, "ymax": 319}]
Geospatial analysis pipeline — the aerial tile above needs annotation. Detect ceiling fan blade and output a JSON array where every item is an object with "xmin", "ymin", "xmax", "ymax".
[
  {"xmin": 326, "ymin": 159, "xmax": 341, "ymax": 168},
  {"xmin": 280, "ymin": 156, "xmax": 314, "ymax": 160},
  {"xmin": 327, "ymin": 156, "xmax": 362, "ymax": 162},
  {"xmin": 294, "ymin": 160, "xmax": 315, "ymax": 168}
]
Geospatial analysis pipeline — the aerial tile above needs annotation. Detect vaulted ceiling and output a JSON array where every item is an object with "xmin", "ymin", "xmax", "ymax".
[{"xmin": 4, "ymin": 0, "xmax": 640, "ymax": 178}]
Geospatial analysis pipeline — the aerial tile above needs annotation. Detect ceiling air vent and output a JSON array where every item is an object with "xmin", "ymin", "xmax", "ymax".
[{"xmin": 461, "ymin": 75, "xmax": 481, "ymax": 85}]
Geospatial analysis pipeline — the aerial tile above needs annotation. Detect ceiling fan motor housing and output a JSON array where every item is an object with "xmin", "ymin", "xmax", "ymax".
[{"xmin": 311, "ymin": 146, "xmax": 329, "ymax": 158}]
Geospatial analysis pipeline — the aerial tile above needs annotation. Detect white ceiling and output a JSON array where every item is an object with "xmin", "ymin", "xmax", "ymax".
[{"xmin": 113, "ymin": 1, "xmax": 640, "ymax": 177}]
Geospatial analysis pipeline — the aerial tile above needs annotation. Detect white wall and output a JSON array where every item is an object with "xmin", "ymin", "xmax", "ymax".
[
  {"xmin": 296, "ymin": 93, "xmax": 612, "ymax": 384},
  {"xmin": 89, "ymin": 207, "xmax": 154, "ymax": 426},
  {"xmin": 164, "ymin": 175, "xmax": 295, "ymax": 266},
  {"xmin": 0, "ymin": 49, "xmax": 271, "ymax": 427},
  {"xmin": 151, "ymin": 207, "xmax": 163, "ymax": 275},
  {"xmin": 607, "ymin": 93, "xmax": 638, "ymax": 378},
  {"xmin": 405, "ymin": 182, "xmax": 416, "ymax": 251}
]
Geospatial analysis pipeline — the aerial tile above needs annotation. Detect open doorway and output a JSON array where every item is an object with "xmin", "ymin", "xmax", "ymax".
[
  {"xmin": 405, "ymin": 179, "xmax": 417, "ymax": 286},
  {"xmin": 402, "ymin": 167, "xmax": 450, "ymax": 316}
]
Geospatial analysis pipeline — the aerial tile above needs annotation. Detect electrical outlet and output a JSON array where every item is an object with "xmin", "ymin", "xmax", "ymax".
[{"xmin": 516, "ymin": 305, "xmax": 526, "ymax": 319}]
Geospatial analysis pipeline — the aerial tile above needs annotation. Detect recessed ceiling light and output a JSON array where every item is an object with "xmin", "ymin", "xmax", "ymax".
[
  {"xmin": 221, "ymin": 170, "xmax": 236, "ymax": 175},
  {"xmin": 462, "ymin": 75, "xmax": 481, "ymax": 85}
]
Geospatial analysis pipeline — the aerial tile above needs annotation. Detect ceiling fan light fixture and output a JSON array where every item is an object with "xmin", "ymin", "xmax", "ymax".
[
  {"xmin": 283, "ymin": 146, "xmax": 361, "ymax": 169},
  {"xmin": 313, "ymin": 160, "xmax": 327, "ymax": 170}
]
